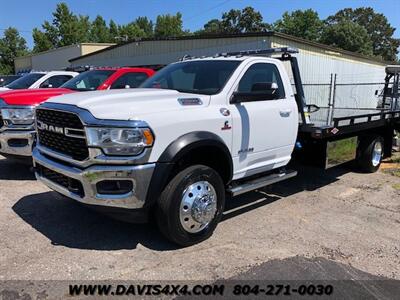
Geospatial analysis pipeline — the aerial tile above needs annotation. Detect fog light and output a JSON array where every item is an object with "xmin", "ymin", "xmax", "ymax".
[
  {"xmin": 96, "ymin": 180, "xmax": 133, "ymax": 195},
  {"xmin": 8, "ymin": 138, "xmax": 28, "ymax": 147}
]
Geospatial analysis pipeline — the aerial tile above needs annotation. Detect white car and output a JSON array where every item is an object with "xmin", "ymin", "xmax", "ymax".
[{"xmin": 0, "ymin": 71, "xmax": 79, "ymax": 92}]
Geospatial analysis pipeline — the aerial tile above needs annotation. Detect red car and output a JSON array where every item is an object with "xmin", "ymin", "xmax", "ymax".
[{"xmin": 0, "ymin": 67, "xmax": 155, "ymax": 160}]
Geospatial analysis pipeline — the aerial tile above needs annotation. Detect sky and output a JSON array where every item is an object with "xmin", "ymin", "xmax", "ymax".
[{"xmin": 0, "ymin": 0, "xmax": 399, "ymax": 49}]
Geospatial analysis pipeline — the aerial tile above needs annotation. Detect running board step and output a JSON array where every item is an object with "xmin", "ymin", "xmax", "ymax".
[{"xmin": 228, "ymin": 170, "xmax": 297, "ymax": 196}]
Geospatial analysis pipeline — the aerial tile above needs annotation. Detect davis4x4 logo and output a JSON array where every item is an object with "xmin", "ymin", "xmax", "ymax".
[{"xmin": 69, "ymin": 284, "xmax": 225, "ymax": 296}]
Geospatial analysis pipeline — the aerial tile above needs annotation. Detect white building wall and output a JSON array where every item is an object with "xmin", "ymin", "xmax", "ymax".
[
  {"xmin": 271, "ymin": 36, "xmax": 386, "ymax": 108},
  {"xmin": 14, "ymin": 43, "xmax": 114, "ymax": 73},
  {"xmin": 31, "ymin": 45, "xmax": 82, "ymax": 71}
]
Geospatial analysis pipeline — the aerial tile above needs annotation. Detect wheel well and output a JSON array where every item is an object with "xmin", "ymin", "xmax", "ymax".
[
  {"xmin": 358, "ymin": 127, "xmax": 394, "ymax": 158},
  {"xmin": 170, "ymin": 146, "xmax": 232, "ymax": 185}
]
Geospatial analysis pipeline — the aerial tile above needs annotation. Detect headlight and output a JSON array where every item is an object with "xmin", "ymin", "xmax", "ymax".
[
  {"xmin": 86, "ymin": 127, "xmax": 154, "ymax": 156},
  {"xmin": 1, "ymin": 107, "xmax": 35, "ymax": 125}
]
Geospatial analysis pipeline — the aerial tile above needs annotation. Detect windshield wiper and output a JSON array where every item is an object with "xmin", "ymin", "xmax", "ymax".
[{"xmin": 175, "ymin": 88, "xmax": 209, "ymax": 95}]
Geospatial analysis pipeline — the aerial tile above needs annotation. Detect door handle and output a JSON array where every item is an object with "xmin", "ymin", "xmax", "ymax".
[{"xmin": 279, "ymin": 109, "xmax": 292, "ymax": 117}]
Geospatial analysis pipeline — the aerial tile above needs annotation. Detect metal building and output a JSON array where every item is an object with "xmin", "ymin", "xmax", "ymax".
[
  {"xmin": 69, "ymin": 32, "xmax": 394, "ymax": 109},
  {"xmin": 14, "ymin": 43, "xmax": 115, "ymax": 73}
]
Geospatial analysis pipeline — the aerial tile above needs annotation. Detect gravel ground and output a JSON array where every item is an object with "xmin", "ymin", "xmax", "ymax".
[{"xmin": 0, "ymin": 154, "xmax": 399, "ymax": 282}]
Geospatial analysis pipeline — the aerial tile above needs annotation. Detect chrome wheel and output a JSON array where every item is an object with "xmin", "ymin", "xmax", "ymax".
[
  {"xmin": 372, "ymin": 141, "xmax": 383, "ymax": 167},
  {"xmin": 179, "ymin": 181, "xmax": 218, "ymax": 233}
]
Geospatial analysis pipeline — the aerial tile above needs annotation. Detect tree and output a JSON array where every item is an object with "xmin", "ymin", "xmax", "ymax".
[
  {"xmin": 320, "ymin": 20, "xmax": 373, "ymax": 56},
  {"xmin": 90, "ymin": 16, "xmax": 111, "ymax": 43},
  {"xmin": 134, "ymin": 17, "xmax": 154, "ymax": 37},
  {"xmin": 326, "ymin": 7, "xmax": 399, "ymax": 61},
  {"xmin": 273, "ymin": 9, "xmax": 323, "ymax": 41},
  {"xmin": 109, "ymin": 20, "xmax": 120, "ymax": 41},
  {"xmin": 203, "ymin": 19, "xmax": 223, "ymax": 34},
  {"xmin": 198, "ymin": 6, "xmax": 269, "ymax": 35},
  {"xmin": 0, "ymin": 27, "xmax": 29, "ymax": 74},
  {"xmin": 195, "ymin": 19, "xmax": 223, "ymax": 35},
  {"xmin": 154, "ymin": 13, "xmax": 185, "ymax": 37},
  {"xmin": 221, "ymin": 7, "xmax": 268, "ymax": 33},
  {"xmin": 32, "ymin": 2, "xmax": 91, "ymax": 51},
  {"xmin": 237, "ymin": 6, "xmax": 269, "ymax": 32},
  {"xmin": 117, "ymin": 22, "xmax": 146, "ymax": 41},
  {"xmin": 32, "ymin": 28, "xmax": 54, "ymax": 53}
]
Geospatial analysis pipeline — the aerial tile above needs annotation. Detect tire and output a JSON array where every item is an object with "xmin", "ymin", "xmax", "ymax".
[
  {"xmin": 156, "ymin": 164, "xmax": 225, "ymax": 247},
  {"xmin": 357, "ymin": 135, "xmax": 384, "ymax": 173}
]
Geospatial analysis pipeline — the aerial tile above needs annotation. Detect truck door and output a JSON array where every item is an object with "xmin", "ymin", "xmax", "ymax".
[{"xmin": 229, "ymin": 62, "xmax": 298, "ymax": 179}]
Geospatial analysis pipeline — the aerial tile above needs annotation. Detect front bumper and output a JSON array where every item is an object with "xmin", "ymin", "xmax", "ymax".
[
  {"xmin": 0, "ymin": 129, "xmax": 35, "ymax": 157},
  {"xmin": 32, "ymin": 147, "xmax": 155, "ymax": 211}
]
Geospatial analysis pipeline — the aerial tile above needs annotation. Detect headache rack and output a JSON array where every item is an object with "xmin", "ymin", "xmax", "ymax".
[{"xmin": 214, "ymin": 47, "xmax": 400, "ymax": 139}]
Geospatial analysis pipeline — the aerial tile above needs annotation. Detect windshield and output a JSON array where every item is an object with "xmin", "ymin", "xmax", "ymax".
[
  {"xmin": 140, "ymin": 60, "xmax": 241, "ymax": 95},
  {"xmin": 7, "ymin": 73, "xmax": 45, "ymax": 89},
  {"xmin": 61, "ymin": 70, "xmax": 116, "ymax": 91},
  {"xmin": 0, "ymin": 75, "xmax": 21, "ymax": 87}
]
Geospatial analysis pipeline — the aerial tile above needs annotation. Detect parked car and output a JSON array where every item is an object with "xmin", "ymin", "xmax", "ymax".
[
  {"xmin": 0, "ymin": 67, "xmax": 155, "ymax": 160},
  {"xmin": 0, "ymin": 75, "xmax": 22, "ymax": 87},
  {"xmin": 0, "ymin": 71, "xmax": 78, "ymax": 92},
  {"xmin": 32, "ymin": 48, "xmax": 400, "ymax": 246}
]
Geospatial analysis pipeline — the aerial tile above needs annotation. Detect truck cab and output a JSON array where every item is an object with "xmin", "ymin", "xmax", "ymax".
[{"xmin": 32, "ymin": 51, "xmax": 299, "ymax": 246}]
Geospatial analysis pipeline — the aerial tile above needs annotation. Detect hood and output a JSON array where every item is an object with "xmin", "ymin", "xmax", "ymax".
[
  {"xmin": 46, "ymin": 88, "xmax": 211, "ymax": 120},
  {"xmin": 0, "ymin": 88, "xmax": 74, "ymax": 106},
  {"xmin": 0, "ymin": 87, "xmax": 10, "ymax": 92}
]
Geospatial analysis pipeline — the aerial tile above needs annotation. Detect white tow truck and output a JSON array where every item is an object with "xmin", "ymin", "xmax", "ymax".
[{"xmin": 32, "ymin": 48, "xmax": 400, "ymax": 246}]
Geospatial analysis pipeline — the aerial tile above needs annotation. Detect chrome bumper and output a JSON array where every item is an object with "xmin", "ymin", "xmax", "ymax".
[
  {"xmin": 32, "ymin": 147, "xmax": 155, "ymax": 209},
  {"xmin": 0, "ymin": 129, "xmax": 35, "ymax": 157}
]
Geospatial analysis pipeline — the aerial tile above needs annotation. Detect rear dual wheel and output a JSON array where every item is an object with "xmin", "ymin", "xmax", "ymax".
[
  {"xmin": 156, "ymin": 165, "xmax": 225, "ymax": 247},
  {"xmin": 357, "ymin": 136, "xmax": 384, "ymax": 173}
]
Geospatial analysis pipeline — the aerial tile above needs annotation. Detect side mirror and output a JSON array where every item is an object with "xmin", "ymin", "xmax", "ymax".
[
  {"xmin": 231, "ymin": 82, "xmax": 279, "ymax": 104},
  {"xmin": 307, "ymin": 104, "xmax": 320, "ymax": 113},
  {"xmin": 124, "ymin": 84, "xmax": 131, "ymax": 89}
]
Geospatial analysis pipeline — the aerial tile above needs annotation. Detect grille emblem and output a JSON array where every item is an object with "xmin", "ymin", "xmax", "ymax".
[
  {"xmin": 37, "ymin": 120, "xmax": 64, "ymax": 134},
  {"xmin": 37, "ymin": 120, "xmax": 85, "ymax": 138}
]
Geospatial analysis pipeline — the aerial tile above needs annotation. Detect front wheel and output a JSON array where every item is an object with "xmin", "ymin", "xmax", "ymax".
[
  {"xmin": 156, "ymin": 165, "xmax": 225, "ymax": 247},
  {"xmin": 357, "ymin": 136, "xmax": 384, "ymax": 173}
]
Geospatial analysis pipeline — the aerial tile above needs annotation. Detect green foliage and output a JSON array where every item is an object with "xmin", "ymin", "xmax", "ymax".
[
  {"xmin": 134, "ymin": 17, "xmax": 154, "ymax": 37},
  {"xmin": 201, "ymin": 19, "xmax": 223, "ymax": 34},
  {"xmin": 273, "ymin": 9, "xmax": 324, "ymax": 41},
  {"xmin": 0, "ymin": 27, "xmax": 28, "ymax": 74},
  {"xmin": 32, "ymin": 28, "xmax": 53, "ymax": 53},
  {"xmin": 197, "ymin": 6, "xmax": 268, "ymax": 35},
  {"xmin": 320, "ymin": 20, "xmax": 373, "ymax": 56},
  {"xmin": 32, "ymin": 2, "xmax": 91, "ymax": 52},
  {"xmin": 235, "ymin": 6, "xmax": 269, "ymax": 33},
  {"xmin": 32, "ymin": 3, "xmax": 184, "ymax": 49},
  {"xmin": 90, "ymin": 16, "xmax": 111, "ymax": 43},
  {"xmin": 154, "ymin": 13, "xmax": 185, "ymax": 37},
  {"xmin": 326, "ymin": 7, "xmax": 399, "ymax": 61},
  {"xmin": 3, "ymin": 2, "xmax": 396, "ymax": 64}
]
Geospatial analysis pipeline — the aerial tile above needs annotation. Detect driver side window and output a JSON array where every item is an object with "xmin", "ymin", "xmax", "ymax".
[
  {"xmin": 238, "ymin": 63, "xmax": 285, "ymax": 98},
  {"xmin": 39, "ymin": 75, "xmax": 73, "ymax": 88}
]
